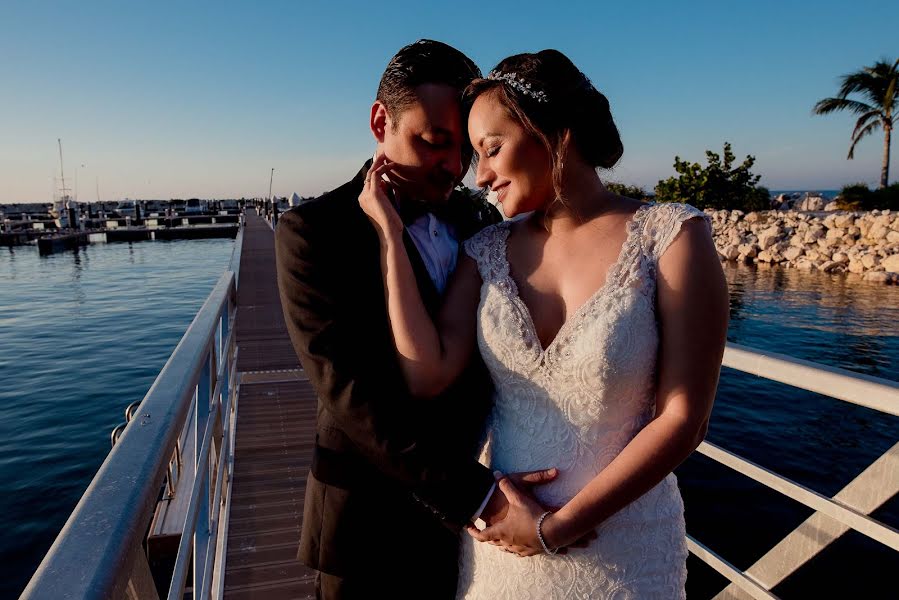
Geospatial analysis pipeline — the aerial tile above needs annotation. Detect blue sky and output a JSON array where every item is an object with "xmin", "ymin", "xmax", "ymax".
[{"xmin": 1, "ymin": 0, "xmax": 896, "ymax": 203}]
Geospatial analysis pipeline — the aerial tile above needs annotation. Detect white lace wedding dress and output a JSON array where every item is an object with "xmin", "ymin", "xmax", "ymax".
[{"xmin": 457, "ymin": 202, "xmax": 708, "ymax": 599}]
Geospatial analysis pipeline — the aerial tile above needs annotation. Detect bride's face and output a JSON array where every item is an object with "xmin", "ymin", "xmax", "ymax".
[{"xmin": 468, "ymin": 92, "xmax": 553, "ymax": 217}]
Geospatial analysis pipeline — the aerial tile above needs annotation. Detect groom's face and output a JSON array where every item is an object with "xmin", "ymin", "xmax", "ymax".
[{"xmin": 374, "ymin": 83, "xmax": 465, "ymax": 205}]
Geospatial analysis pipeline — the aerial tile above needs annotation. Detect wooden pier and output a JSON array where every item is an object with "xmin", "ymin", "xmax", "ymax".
[{"xmin": 223, "ymin": 214, "xmax": 317, "ymax": 599}]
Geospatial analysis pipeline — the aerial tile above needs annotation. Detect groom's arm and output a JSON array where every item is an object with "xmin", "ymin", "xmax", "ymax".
[{"xmin": 275, "ymin": 206, "xmax": 496, "ymax": 528}]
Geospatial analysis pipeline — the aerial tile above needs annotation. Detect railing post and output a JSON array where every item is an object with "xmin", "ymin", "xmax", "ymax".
[{"xmin": 194, "ymin": 351, "xmax": 212, "ymax": 596}]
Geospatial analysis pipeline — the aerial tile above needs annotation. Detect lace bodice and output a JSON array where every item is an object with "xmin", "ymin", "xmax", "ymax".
[{"xmin": 456, "ymin": 202, "xmax": 708, "ymax": 599}]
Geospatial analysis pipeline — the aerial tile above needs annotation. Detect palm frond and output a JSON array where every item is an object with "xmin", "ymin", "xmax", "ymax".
[
  {"xmin": 848, "ymin": 120, "xmax": 881, "ymax": 159},
  {"xmin": 813, "ymin": 97, "xmax": 876, "ymax": 116},
  {"xmin": 836, "ymin": 59, "xmax": 899, "ymax": 108},
  {"xmin": 851, "ymin": 110, "xmax": 883, "ymax": 139}
]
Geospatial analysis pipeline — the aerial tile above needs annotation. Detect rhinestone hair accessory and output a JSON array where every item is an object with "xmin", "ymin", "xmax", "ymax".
[{"xmin": 487, "ymin": 70, "xmax": 549, "ymax": 103}]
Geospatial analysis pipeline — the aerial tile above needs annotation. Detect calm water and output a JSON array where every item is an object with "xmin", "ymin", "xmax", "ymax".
[
  {"xmin": 679, "ymin": 263, "xmax": 899, "ymax": 598},
  {"xmin": 0, "ymin": 239, "xmax": 234, "ymax": 599},
  {"xmin": 1, "ymin": 242, "xmax": 897, "ymax": 598}
]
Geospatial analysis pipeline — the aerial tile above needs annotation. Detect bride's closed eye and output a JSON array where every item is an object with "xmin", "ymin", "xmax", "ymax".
[{"xmin": 486, "ymin": 145, "xmax": 501, "ymax": 158}]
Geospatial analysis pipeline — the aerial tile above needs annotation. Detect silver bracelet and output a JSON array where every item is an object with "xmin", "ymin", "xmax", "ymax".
[{"xmin": 536, "ymin": 511, "xmax": 558, "ymax": 555}]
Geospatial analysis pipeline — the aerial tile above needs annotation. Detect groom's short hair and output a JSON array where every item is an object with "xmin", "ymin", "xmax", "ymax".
[{"xmin": 377, "ymin": 39, "xmax": 481, "ymax": 128}]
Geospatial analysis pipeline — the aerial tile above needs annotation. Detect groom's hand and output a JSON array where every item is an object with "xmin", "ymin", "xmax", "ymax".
[{"xmin": 479, "ymin": 467, "xmax": 558, "ymax": 526}]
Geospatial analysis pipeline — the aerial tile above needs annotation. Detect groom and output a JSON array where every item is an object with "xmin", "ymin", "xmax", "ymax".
[{"xmin": 276, "ymin": 40, "xmax": 549, "ymax": 599}]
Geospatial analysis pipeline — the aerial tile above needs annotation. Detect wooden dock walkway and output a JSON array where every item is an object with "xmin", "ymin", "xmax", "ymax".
[{"xmin": 223, "ymin": 214, "xmax": 317, "ymax": 599}]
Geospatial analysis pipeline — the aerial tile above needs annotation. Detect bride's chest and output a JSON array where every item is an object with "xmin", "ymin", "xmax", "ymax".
[{"xmin": 476, "ymin": 281, "xmax": 658, "ymax": 380}]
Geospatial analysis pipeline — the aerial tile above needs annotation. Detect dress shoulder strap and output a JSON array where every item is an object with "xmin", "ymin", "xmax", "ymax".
[
  {"xmin": 462, "ymin": 221, "xmax": 511, "ymax": 283},
  {"xmin": 641, "ymin": 203, "xmax": 711, "ymax": 263}
]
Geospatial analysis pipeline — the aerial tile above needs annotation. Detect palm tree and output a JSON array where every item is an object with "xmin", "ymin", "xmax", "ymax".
[{"xmin": 813, "ymin": 58, "xmax": 898, "ymax": 188}]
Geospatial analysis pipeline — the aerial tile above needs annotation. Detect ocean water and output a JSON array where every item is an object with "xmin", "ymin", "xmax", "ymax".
[
  {"xmin": 0, "ymin": 239, "xmax": 235, "ymax": 599},
  {"xmin": 0, "ymin": 241, "xmax": 897, "ymax": 598},
  {"xmin": 769, "ymin": 189, "xmax": 841, "ymax": 198},
  {"xmin": 679, "ymin": 263, "xmax": 899, "ymax": 598}
]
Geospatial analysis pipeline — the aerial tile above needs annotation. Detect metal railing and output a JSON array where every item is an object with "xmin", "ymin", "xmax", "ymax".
[
  {"xmin": 688, "ymin": 342, "xmax": 899, "ymax": 600},
  {"xmin": 21, "ymin": 266, "xmax": 240, "ymax": 600}
]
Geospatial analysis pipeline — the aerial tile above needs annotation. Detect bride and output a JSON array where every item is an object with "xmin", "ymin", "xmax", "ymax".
[{"xmin": 359, "ymin": 49, "xmax": 728, "ymax": 599}]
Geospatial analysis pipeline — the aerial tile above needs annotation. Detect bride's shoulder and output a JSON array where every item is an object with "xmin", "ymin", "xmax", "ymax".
[
  {"xmin": 641, "ymin": 202, "xmax": 713, "ymax": 262},
  {"xmin": 465, "ymin": 220, "xmax": 511, "ymax": 246},
  {"xmin": 644, "ymin": 201, "xmax": 708, "ymax": 225}
]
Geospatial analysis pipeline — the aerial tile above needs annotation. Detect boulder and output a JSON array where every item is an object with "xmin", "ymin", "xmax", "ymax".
[
  {"xmin": 831, "ymin": 252, "xmax": 849, "ymax": 264},
  {"xmin": 834, "ymin": 214, "xmax": 855, "ymax": 228},
  {"xmin": 864, "ymin": 271, "xmax": 892, "ymax": 284},
  {"xmin": 799, "ymin": 196, "xmax": 825, "ymax": 211},
  {"xmin": 719, "ymin": 245, "xmax": 740, "ymax": 261},
  {"xmin": 882, "ymin": 254, "xmax": 899, "ymax": 273},
  {"xmin": 861, "ymin": 254, "xmax": 879, "ymax": 269},
  {"xmin": 868, "ymin": 224, "xmax": 890, "ymax": 240},
  {"xmin": 783, "ymin": 246, "xmax": 804, "ymax": 261}
]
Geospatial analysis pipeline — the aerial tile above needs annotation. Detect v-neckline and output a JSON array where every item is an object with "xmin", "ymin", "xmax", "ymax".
[{"xmin": 499, "ymin": 203, "xmax": 652, "ymax": 358}]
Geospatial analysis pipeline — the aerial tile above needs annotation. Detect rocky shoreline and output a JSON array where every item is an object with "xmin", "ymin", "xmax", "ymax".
[{"xmin": 707, "ymin": 208, "xmax": 899, "ymax": 284}]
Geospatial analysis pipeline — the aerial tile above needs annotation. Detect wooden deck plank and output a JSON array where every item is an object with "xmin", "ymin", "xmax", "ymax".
[{"xmin": 224, "ymin": 214, "xmax": 318, "ymax": 599}]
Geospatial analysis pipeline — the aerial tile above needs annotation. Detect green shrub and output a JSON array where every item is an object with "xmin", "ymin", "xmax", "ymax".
[
  {"xmin": 605, "ymin": 182, "xmax": 650, "ymax": 200},
  {"xmin": 837, "ymin": 183, "xmax": 899, "ymax": 210},
  {"xmin": 654, "ymin": 142, "xmax": 771, "ymax": 211}
]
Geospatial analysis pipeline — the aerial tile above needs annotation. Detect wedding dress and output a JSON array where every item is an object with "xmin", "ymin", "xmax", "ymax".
[{"xmin": 457, "ymin": 202, "xmax": 707, "ymax": 599}]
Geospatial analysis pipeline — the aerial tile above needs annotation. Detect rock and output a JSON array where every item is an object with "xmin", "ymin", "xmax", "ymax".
[
  {"xmin": 831, "ymin": 252, "xmax": 849, "ymax": 264},
  {"xmin": 887, "ymin": 231, "xmax": 899, "ymax": 244},
  {"xmin": 869, "ymin": 224, "xmax": 890, "ymax": 240},
  {"xmin": 719, "ymin": 245, "xmax": 740, "ymax": 261},
  {"xmin": 757, "ymin": 250, "xmax": 774, "ymax": 263},
  {"xmin": 861, "ymin": 254, "xmax": 880, "ymax": 269},
  {"xmin": 826, "ymin": 227, "xmax": 846, "ymax": 240},
  {"xmin": 783, "ymin": 246, "xmax": 804, "ymax": 261},
  {"xmin": 848, "ymin": 259, "xmax": 865, "ymax": 274},
  {"xmin": 803, "ymin": 226, "xmax": 825, "ymax": 243},
  {"xmin": 758, "ymin": 233, "xmax": 778, "ymax": 250},
  {"xmin": 864, "ymin": 271, "xmax": 892, "ymax": 283},
  {"xmin": 824, "ymin": 202, "xmax": 840, "ymax": 211},
  {"xmin": 737, "ymin": 243, "xmax": 758, "ymax": 258},
  {"xmin": 799, "ymin": 196, "xmax": 825, "ymax": 211},
  {"xmin": 819, "ymin": 260, "xmax": 839, "ymax": 272},
  {"xmin": 882, "ymin": 254, "xmax": 899, "ymax": 273},
  {"xmin": 834, "ymin": 214, "xmax": 855, "ymax": 228},
  {"xmin": 744, "ymin": 212, "xmax": 760, "ymax": 223},
  {"xmin": 796, "ymin": 259, "xmax": 814, "ymax": 270}
]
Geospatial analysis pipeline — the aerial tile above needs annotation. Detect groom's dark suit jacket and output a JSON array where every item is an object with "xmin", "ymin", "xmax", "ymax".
[{"xmin": 275, "ymin": 161, "xmax": 500, "ymax": 596}]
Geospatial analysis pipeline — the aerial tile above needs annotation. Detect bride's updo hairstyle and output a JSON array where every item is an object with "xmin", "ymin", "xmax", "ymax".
[{"xmin": 464, "ymin": 49, "xmax": 623, "ymax": 204}]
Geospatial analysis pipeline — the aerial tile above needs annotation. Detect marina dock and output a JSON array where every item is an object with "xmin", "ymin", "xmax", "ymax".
[{"xmin": 222, "ymin": 214, "xmax": 316, "ymax": 599}]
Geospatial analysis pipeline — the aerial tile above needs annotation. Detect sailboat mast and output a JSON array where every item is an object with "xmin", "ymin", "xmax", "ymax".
[{"xmin": 57, "ymin": 138, "xmax": 71, "ymax": 202}]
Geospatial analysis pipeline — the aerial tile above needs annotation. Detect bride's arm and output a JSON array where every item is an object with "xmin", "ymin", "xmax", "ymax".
[
  {"xmin": 360, "ymin": 157, "xmax": 481, "ymax": 399},
  {"xmin": 469, "ymin": 217, "xmax": 727, "ymax": 555},
  {"xmin": 541, "ymin": 217, "xmax": 728, "ymax": 548}
]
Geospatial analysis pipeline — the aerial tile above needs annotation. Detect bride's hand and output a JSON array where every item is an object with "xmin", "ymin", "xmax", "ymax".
[
  {"xmin": 358, "ymin": 154, "xmax": 403, "ymax": 240},
  {"xmin": 466, "ymin": 475, "xmax": 554, "ymax": 557}
]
